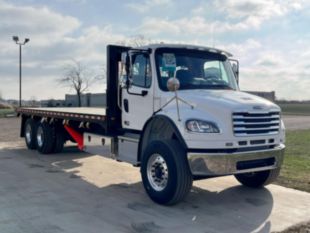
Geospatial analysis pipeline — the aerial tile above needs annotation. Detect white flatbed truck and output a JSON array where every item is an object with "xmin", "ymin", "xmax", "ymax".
[{"xmin": 17, "ymin": 44, "xmax": 285, "ymax": 205}]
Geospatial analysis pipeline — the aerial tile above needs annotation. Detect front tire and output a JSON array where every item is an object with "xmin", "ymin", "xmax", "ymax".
[
  {"xmin": 141, "ymin": 140, "xmax": 193, "ymax": 205},
  {"xmin": 234, "ymin": 168, "xmax": 280, "ymax": 188}
]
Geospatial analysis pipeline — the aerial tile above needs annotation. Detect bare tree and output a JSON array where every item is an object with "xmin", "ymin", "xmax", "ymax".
[
  {"xmin": 0, "ymin": 90, "xmax": 3, "ymax": 101},
  {"xmin": 59, "ymin": 60, "xmax": 102, "ymax": 107},
  {"xmin": 29, "ymin": 96, "xmax": 38, "ymax": 107}
]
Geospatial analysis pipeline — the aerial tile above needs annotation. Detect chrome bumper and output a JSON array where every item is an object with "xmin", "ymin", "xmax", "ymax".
[{"xmin": 187, "ymin": 144, "xmax": 285, "ymax": 176}]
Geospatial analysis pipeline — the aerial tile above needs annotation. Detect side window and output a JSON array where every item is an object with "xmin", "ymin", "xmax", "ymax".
[{"xmin": 131, "ymin": 54, "xmax": 151, "ymax": 88}]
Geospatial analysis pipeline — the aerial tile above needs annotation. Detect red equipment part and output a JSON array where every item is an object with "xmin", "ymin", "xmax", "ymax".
[{"xmin": 64, "ymin": 125, "xmax": 84, "ymax": 150}]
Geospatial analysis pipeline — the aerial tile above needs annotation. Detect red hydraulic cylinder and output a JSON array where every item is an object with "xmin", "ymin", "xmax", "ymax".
[{"xmin": 64, "ymin": 125, "xmax": 84, "ymax": 150}]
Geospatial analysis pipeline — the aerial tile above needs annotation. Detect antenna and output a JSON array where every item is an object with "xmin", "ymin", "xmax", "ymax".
[{"xmin": 211, "ymin": 24, "xmax": 215, "ymax": 48}]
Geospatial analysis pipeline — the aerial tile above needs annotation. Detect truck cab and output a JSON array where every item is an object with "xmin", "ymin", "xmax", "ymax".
[{"xmin": 113, "ymin": 44, "xmax": 285, "ymax": 203}]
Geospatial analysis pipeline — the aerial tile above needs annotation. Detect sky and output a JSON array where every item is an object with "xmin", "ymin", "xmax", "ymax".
[{"xmin": 0, "ymin": 0, "xmax": 309, "ymax": 101}]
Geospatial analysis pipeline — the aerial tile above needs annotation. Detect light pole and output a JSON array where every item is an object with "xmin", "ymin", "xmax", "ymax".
[{"xmin": 12, "ymin": 36, "xmax": 30, "ymax": 107}]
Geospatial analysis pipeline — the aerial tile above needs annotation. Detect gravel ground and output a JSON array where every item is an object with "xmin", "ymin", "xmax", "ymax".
[
  {"xmin": 274, "ymin": 221, "xmax": 310, "ymax": 233},
  {"xmin": 0, "ymin": 117, "xmax": 22, "ymax": 142},
  {"xmin": 282, "ymin": 115, "xmax": 310, "ymax": 131}
]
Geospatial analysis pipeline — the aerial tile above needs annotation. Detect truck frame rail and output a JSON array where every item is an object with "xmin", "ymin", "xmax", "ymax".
[{"xmin": 16, "ymin": 107, "xmax": 106, "ymax": 123}]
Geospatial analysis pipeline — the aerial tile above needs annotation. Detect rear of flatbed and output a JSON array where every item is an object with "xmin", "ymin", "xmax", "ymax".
[{"xmin": 16, "ymin": 106, "xmax": 117, "ymax": 153}]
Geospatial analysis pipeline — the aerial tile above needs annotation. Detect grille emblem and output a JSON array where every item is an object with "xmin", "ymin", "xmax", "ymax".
[{"xmin": 253, "ymin": 105, "xmax": 264, "ymax": 110}]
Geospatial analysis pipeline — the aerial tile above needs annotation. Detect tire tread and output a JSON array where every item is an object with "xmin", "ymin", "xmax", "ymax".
[
  {"xmin": 24, "ymin": 118, "xmax": 37, "ymax": 150},
  {"xmin": 141, "ymin": 140, "xmax": 193, "ymax": 205},
  {"xmin": 36, "ymin": 122, "xmax": 54, "ymax": 154}
]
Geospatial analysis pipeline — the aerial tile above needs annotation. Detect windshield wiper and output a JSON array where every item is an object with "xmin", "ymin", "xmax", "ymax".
[{"xmin": 209, "ymin": 85, "xmax": 233, "ymax": 90}]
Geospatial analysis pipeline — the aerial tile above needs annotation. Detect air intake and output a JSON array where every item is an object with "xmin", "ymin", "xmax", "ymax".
[{"xmin": 232, "ymin": 111, "xmax": 280, "ymax": 136}]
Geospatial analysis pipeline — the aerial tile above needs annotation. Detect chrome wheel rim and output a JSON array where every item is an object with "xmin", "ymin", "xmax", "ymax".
[
  {"xmin": 147, "ymin": 153, "xmax": 168, "ymax": 191},
  {"xmin": 25, "ymin": 124, "xmax": 32, "ymax": 144},
  {"xmin": 36, "ymin": 126, "xmax": 44, "ymax": 147}
]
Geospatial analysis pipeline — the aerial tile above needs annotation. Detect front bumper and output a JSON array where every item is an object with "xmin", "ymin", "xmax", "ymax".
[{"xmin": 187, "ymin": 144, "xmax": 285, "ymax": 176}]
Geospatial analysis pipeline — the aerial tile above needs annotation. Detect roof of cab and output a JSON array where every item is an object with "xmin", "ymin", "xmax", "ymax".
[{"xmin": 136, "ymin": 43, "xmax": 233, "ymax": 57}]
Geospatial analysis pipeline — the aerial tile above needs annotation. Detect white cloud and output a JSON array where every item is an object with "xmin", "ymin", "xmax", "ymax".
[
  {"xmin": 0, "ymin": 1, "xmax": 124, "ymax": 100},
  {"xmin": 191, "ymin": 0, "xmax": 305, "ymax": 31},
  {"xmin": 139, "ymin": 0, "xmax": 303, "ymax": 37},
  {"xmin": 139, "ymin": 16, "xmax": 263, "ymax": 36},
  {"xmin": 216, "ymin": 39, "xmax": 262, "ymax": 62},
  {"xmin": 230, "ymin": 40, "xmax": 310, "ymax": 100},
  {"xmin": 0, "ymin": 1, "xmax": 80, "ymax": 45},
  {"xmin": 126, "ymin": 0, "xmax": 172, "ymax": 13}
]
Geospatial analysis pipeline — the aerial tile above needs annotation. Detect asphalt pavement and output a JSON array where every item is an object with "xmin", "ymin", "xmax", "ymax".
[
  {"xmin": 282, "ymin": 115, "xmax": 310, "ymax": 130},
  {"xmin": 0, "ymin": 117, "xmax": 310, "ymax": 233}
]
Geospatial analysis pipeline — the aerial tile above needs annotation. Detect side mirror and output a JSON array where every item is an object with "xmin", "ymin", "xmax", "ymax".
[
  {"xmin": 119, "ymin": 53, "xmax": 132, "ymax": 89},
  {"xmin": 125, "ymin": 76, "xmax": 133, "ymax": 89},
  {"xmin": 229, "ymin": 59, "xmax": 239, "ymax": 84}
]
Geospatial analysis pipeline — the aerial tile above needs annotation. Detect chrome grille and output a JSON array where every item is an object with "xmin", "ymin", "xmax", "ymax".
[{"xmin": 233, "ymin": 111, "xmax": 280, "ymax": 136}]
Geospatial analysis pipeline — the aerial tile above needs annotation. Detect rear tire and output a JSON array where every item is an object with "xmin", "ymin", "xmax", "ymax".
[
  {"xmin": 234, "ymin": 168, "xmax": 280, "ymax": 188},
  {"xmin": 24, "ymin": 118, "xmax": 37, "ymax": 150},
  {"xmin": 141, "ymin": 140, "xmax": 193, "ymax": 205},
  {"xmin": 36, "ymin": 122, "xmax": 55, "ymax": 154},
  {"xmin": 53, "ymin": 127, "xmax": 65, "ymax": 153}
]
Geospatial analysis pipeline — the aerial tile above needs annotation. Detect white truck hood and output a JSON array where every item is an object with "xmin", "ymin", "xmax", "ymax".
[
  {"xmin": 159, "ymin": 89, "xmax": 283, "ymax": 149},
  {"xmin": 175, "ymin": 90, "xmax": 280, "ymax": 113}
]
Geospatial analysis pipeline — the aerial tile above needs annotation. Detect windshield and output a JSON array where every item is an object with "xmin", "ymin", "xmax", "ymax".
[{"xmin": 155, "ymin": 48, "xmax": 238, "ymax": 91}]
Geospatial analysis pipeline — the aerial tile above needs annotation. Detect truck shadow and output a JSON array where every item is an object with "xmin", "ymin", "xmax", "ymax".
[
  {"xmin": 2, "ymin": 146, "xmax": 273, "ymax": 233},
  {"xmin": 102, "ymin": 183, "xmax": 273, "ymax": 233}
]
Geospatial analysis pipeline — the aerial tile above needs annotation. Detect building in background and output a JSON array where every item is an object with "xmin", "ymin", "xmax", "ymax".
[
  {"xmin": 40, "ymin": 99, "xmax": 66, "ymax": 107},
  {"xmin": 65, "ymin": 93, "xmax": 106, "ymax": 107},
  {"xmin": 41, "ymin": 93, "xmax": 106, "ymax": 107},
  {"xmin": 5, "ymin": 91, "xmax": 275, "ymax": 108},
  {"xmin": 41, "ymin": 91, "xmax": 274, "ymax": 107}
]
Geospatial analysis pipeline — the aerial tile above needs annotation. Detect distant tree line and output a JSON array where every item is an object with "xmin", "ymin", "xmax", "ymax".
[{"xmin": 276, "ymin": 100, "xmax": 310, "ymax": 104}]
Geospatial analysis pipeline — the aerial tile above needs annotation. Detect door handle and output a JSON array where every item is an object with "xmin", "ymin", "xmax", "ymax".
[
  {"xmin": 124, "ymin": 99, "xmax": 129, "ymax": 113},
  {"xmin": 126, "ymin": 89, "xmax": 148, "ymax": 96}
]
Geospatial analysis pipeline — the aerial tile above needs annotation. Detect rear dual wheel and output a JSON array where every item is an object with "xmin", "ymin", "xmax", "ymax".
[
  {"xmin": 24, "ymin": 118, "xmax": 37, "ymax": 150},
  {"xmin": 24, "ymin": 118, "xmax": 64, "ymax": 154},
  {"xmin": 36, "ymin": 122, "xmax": 65, "ymax": 154},
  {"xmin": 53, "ymin": 128, "xmax": 65, "ymax": 153},
  {"xmin": 36, "ymin": 122, "xmax": 55, "ymax": 154}
]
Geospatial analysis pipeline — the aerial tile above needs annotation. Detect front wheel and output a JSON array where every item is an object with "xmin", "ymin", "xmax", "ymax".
[
  {"xmin": 234, "ymin": 168, "xmax": 280, "ymax": 188},
  {"xmin": 141, "ymin": 140, "xmax": 193, "ymax": 205}
]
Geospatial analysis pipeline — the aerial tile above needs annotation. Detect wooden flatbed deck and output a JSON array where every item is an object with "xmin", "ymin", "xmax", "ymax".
[{"xmin": 17, "ymin": 107, "xmax": 106, "ymax": 122}]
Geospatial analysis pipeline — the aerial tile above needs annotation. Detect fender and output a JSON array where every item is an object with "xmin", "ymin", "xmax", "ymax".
[{"xmin": 138, "ymin": 114, "xmax": 187, "ymax": 162}]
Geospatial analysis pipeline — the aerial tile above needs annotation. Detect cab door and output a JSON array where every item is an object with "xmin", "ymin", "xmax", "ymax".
[{"xmin": 121, "ymin": 53, "xmax": 153, "ymax": 130}]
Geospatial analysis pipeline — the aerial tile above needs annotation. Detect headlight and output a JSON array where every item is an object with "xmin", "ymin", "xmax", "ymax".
[{"xmin": 186, "ymin": 119, "xmax": 220, "ymax": 133}]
